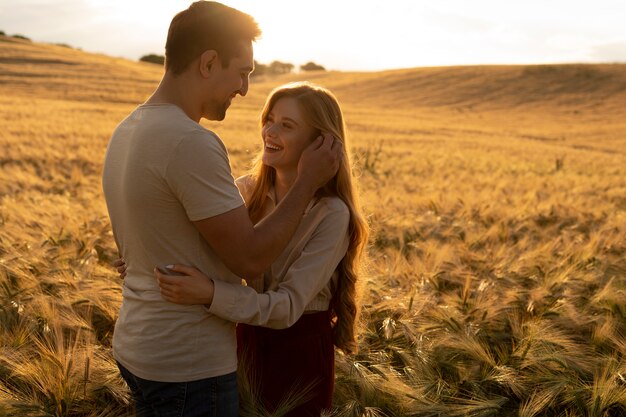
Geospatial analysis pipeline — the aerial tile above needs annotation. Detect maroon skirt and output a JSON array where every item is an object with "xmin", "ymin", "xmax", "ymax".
[{"xmin": 237, "ymin": 310, "xmax": 335, "ymax": 417}]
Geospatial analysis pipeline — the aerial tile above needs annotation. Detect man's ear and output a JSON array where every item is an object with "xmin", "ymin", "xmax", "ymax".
[{"xmin": 199, "ymin": 50, "xmax": 218, "ymax": 78}]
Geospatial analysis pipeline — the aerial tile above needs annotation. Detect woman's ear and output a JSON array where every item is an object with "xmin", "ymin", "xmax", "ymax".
[
  {"xmin": 309, "ymin": 129, "xmax": 322, "ymax": 143},
  {"xmin": 199, "ymin": 50, "xmax": 218, "ymax": 78}
]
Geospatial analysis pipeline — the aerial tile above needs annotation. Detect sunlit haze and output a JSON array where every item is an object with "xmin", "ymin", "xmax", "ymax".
[{"xmin": 1, "ymin": 0, "xmax": 625, "ymax": 71}]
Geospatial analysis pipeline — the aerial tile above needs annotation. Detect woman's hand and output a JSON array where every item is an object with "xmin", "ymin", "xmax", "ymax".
[
  {"xmin": 154, "ymin": 264, "xmax": 215, "ymax": 306},
  {"xmin": 113, "ymin": 258, "xmax": 127, "ymax": 279}
]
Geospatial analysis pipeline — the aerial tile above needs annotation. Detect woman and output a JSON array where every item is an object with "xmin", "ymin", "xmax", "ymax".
[{"xmin": 115, "ymin": 82, "xmax": 368, "ymax": 416}]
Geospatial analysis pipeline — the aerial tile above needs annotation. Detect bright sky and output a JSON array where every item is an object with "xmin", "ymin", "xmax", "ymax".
[{"xmin": 1, "ymin": 0, "xmax": 625, "ymax": 71}]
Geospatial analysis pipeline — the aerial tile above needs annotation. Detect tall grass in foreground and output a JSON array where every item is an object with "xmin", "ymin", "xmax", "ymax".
[
  {"xmin": 0, "ymin": 211, "xmax": 130, "ymax": 416},
  {"xmin": 2, "ymin": 115, "xmax": 625, "ymax": 416},
  {"xmin": 338, "ymin": 190, "xmax": 625, "ymax": 416}
]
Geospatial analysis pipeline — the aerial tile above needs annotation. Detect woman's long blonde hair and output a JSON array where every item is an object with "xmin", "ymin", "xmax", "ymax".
[{"xmin": 247, "ymin": 82, "xmax": 368, "ymax": 354}]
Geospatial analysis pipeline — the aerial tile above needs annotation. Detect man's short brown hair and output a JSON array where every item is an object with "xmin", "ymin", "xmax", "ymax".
[{"xmin": 165, "ymin": 1, "xmax": 260, "ymax": 74}]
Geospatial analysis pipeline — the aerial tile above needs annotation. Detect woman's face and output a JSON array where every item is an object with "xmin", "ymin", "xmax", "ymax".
[{"xmin": 261, "ymin": 97, "xmax": 318, "ymax": 173}]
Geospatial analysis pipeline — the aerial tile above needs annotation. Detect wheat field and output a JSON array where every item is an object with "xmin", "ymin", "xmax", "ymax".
[{"xmin": 1, "ymin": 35, "xmax": 625, "ymax": 416}]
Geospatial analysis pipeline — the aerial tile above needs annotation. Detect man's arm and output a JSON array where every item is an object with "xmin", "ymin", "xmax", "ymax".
[{"xmin": 194, "ymin": 134, "xmax": 341, "ymax": 278}]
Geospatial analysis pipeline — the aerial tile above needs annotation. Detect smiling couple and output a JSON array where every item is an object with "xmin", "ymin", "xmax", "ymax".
[{"xmin": 102, "ymin": 2, "xmax": 367, "ymax": 416}]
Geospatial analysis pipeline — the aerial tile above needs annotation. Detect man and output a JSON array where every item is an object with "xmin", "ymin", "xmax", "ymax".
[{"xmin": 102, "ymin": 2, "xmax": 341, "ymax": 416}]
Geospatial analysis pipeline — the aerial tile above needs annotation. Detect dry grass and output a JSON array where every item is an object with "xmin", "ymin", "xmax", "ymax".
[{"xmin": 1, "ymin": 35, "xmax": 625, "ymax": 416}]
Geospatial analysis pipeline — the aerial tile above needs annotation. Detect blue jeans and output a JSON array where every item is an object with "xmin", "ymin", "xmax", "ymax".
[{"xmin": 117, "ymin": 362, "xmax": 239, "ymax": 417}]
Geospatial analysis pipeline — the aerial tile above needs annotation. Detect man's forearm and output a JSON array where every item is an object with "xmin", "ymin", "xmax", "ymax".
[
  {"xmin": 245, "ymin": 178, "xmax": 316, "ymax": 275},
  {"xmin": 191, "ymin": 179, "xmax": 317, "ymax": 279}
]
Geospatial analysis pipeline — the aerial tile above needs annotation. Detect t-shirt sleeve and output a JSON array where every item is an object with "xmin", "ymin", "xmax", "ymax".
[
  {"xmin": 165, "ymin": 131, "xmax": 244, "ymax": 221},
  {"xmin": 208, "ymin": 201, "xmax": 351, "ymax": 328}
]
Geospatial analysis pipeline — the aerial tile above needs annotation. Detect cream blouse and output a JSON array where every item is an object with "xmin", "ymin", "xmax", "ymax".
[{"xmin": 207, "ymin": 175, "xmax": 350, "ymax": 328}]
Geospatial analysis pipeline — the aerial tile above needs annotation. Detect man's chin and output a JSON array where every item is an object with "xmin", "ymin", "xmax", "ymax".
[
  {"xmin": 216, "ymin": 104, "xmax": 230, "ymax": 121},
  {"xmin": 206, "ymin": 109, "xmax": 226, "ymax": 121}
]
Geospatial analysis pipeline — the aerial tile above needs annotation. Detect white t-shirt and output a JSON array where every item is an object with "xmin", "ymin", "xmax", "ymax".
[{"xmin": 102, "ymin": 103, "xmax": 244, "ymax": 382}]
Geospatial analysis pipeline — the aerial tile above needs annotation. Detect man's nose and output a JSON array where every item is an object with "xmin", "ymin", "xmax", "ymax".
[{"xmin": 239, "ymin": 77, "xmax": 249, "ymax": 96}]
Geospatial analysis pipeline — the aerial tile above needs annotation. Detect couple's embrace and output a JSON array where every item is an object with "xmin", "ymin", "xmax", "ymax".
[{"xmin": 102, "ymin": 2, "xmax": 367, "ymax": 417}]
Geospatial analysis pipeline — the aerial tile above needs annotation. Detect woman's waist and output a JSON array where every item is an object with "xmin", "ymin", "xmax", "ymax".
[{"xmin": 239, "ymin": 310, "xmax": 332, "ymax": 337}]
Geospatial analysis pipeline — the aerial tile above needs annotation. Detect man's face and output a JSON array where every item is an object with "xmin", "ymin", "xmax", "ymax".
[{"xmin": 203, "ymin": 41, "xmax": 254, "ymax": 121}]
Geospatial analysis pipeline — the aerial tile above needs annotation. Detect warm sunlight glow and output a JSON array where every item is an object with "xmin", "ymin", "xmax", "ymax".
[
  {"xmin": 228, "ymin": 0, "xmax": 419, "ymax": 70},
  {"xmin": 1, "ymin": 0, "xmax": 625, "ymax": 71},
  {"xmin": 1, "ymin": 1, "xmax": 625, "ymax": 413}
]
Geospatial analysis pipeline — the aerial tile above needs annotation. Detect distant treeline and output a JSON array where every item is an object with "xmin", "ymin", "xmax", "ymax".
[
  {"xmin": 139, "ymin": 53, "xmax": 326, "ymax": 74},
  {"xmin": 0, "ymin": 30, "xmax": 326, "ymax": 74},
  {"xmin": 0, "ymin": 31, "xmax": 76, "ymax": 50},
  {"xmin": 0, "ymin": 30, "xmax": 31, "ymax": 41}
]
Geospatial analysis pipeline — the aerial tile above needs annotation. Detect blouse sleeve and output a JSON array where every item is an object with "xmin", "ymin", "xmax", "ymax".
[{"xmin": 207, "ymin": 200, "xmax": 350, "ymax": 328}]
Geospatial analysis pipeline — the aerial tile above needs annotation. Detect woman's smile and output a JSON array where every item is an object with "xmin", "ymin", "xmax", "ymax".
[{"xmin": 264, "ymin": 141, "xmax": 283, "ymax": 151}]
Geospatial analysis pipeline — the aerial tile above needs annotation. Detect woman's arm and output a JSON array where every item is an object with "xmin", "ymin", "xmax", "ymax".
[
  {"xmin": 112, "ymin": 258, "xmax": 217, "ymax": 304},
  {"xmin": 156, "ymin": 265, "xmax": 215, "ymax": 305},
  {"xmin": 156, "ymin": 200, "xmax": 350, "ymax": 329}
]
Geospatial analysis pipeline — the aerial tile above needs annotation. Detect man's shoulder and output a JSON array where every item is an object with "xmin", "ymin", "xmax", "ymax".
[{"xmin": 130, "ymin": 104, "xmax": 221, "ymax": 143}]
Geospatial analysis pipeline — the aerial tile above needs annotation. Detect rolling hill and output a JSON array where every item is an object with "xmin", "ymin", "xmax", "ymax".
[{"xmin": 3, "ymin": 34, "xmax": 626, "ymax": 114}]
